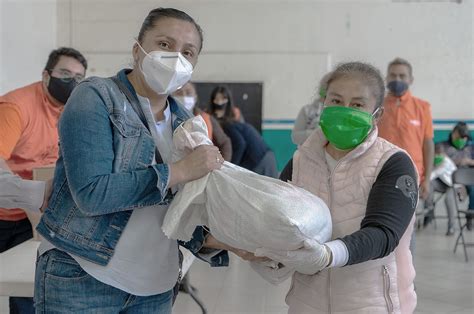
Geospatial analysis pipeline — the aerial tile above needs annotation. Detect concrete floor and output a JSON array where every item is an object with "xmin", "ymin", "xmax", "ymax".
[
  {"xmin": 173, "ymin": 224, "xmax": 474, "ymax": 314},
  {"xmin": 0, "ymin": 220, "xmax": 472, "ymax": 313}
]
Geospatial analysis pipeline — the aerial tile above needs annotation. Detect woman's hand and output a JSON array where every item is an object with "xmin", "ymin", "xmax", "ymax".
[
  {"xmin": 203, "ymin": 234, "xmax": 268, "ymax": 262},
  {"xmin": 169, "ymin": 145, "xmax": 223, "ymax": 186},
  {"xmin": 255, "ymin": 239, "xmax": 332, "ymax": 275},
  {"xmin": 231, "ymin": 248, "xmax": 270, "ymax": 262}
]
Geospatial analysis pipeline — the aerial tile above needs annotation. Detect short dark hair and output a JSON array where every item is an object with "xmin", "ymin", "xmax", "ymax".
[
  {"xmin": 387, "ymin": 57, "xmax": 413, "ymax": 77},
  {"xmin": 44, "ymin": 47, "xmax": 87, "ymax": 71},
  {"xmin": 326, "ymin": 61, "xmax": 386, "ymax": 110},
  {"xmin": 453, "ymin": 121, "xmax": 469, "ymax": 138},
  {"xmin": 138, "ymin": 8, "xmax": 204, "ymax": 52}
]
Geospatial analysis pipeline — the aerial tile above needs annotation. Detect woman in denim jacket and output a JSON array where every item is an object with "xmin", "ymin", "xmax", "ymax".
[{"xmin": 34, "ymin": 8, "xmax": 244, "ymax": 313}]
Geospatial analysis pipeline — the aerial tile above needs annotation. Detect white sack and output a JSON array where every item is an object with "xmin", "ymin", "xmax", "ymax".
[
  {"xmin": 430, "ymin": 155, "xmax": 457, "ymax": 187},
  {"xmin": 162, "ymin": 116, "xmax": 332, "ymax": 267}
]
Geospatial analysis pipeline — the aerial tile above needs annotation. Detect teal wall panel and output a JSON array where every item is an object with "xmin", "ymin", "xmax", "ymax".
[
  {"xmin": 434, "ymin": 130, "xmax": 474, "ymax": 143},
  {"xmin": 263, "ymin": 129, "xmax": 474, "ymax": 172},
  {"xmin": 262, "ymin": 130, "xmax": 296, "ymax": 171}
]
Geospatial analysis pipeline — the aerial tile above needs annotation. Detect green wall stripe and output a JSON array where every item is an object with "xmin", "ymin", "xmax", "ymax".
[{"xmin": 263, "ymin": 129, "xmax": 474, "ymax": 172}]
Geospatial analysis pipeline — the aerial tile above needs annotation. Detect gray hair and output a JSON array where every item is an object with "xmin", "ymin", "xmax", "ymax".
[
  {"xmin": 310, "ymin": 71, "xmax": 332, "ymax": 106},
  {"xmin": 325, "ymin": 61, "xmax": 386, "ymax": 109},
  {"xmin": 318, "ymin": 71, "xmax": 332, "ymax": 98}
]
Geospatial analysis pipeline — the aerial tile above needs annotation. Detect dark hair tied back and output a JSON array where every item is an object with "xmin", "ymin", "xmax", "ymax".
[{"xmin": 137, "ymin": 7, "xmax": 203, "ymax": 52}]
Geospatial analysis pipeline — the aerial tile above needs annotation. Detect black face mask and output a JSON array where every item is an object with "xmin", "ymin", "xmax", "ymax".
[
  {"xmin": 47, "ymin": 76, "xmax": 77, "ymax": 104},
  {"xmin": 212, "ymin": 102, "xmax": 228, "ymax": 111}
]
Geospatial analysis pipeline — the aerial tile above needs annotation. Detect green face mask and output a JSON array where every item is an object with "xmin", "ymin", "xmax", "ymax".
[
  {"xmin": 452, "ymin": 138, "xmax": 467, "ymax": 150},
  {"xmin": 319, "ymin": 106, "xmax": 374, "ymax": 150},
  {"xmin": 434, "ymin": 155, "xmax": 445, "ymax": 166}
]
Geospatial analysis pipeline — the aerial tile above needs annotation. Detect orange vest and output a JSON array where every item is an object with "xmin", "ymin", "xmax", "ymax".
[
  {"xmin": 378, "ymin": 91, "xmax": 434, "ymax": 183},
  {"xmin": 199, "ymin": 111, "xmax": 213, "ymax": 140},
  {"xmin": 0, "ymin": 82, "xmax": 61, "ymax": 221}
]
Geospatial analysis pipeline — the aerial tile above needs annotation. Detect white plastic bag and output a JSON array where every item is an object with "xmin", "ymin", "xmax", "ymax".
[
  {"xmin": 430, "ymin": 155, "xmax": 457, "ymax": 187},
  {"xmin": 162, "ymin": 116, "xmax": 332, "ymax": 280}
]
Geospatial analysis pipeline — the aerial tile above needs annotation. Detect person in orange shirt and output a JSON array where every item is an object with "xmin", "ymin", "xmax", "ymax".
[
  {"xmin": 173, "ymin": 82, "xmax": 233, "ymax": 161},
  {"xmin": 0, "ymin": 47, "xmax": 86, "ymax": 314},
  {"xmin": 378, "ymin": 57, "xmax": 434, "ymax": 231}
]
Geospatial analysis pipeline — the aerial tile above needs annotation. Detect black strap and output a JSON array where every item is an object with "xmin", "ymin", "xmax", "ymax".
[
  {"xmin": 111, "ymin": 77, "xmax": 149, "ymax": 131},
  {"xmin": 110, "ymin": 76, "xmax": 164, "ymax": 164}
]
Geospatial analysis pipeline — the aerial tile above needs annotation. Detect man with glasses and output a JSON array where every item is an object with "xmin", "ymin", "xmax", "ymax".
[{"xmin": 0, "ymin": 47, "xmax": 86, "ymax": 314}]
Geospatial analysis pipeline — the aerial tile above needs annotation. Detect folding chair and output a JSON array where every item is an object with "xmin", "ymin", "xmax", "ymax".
[
  {"xmin": 452, "ymin": 168, "xmax": 474, "ymax": 262},
  {"xmin": 415, "ymin": 184, "xmax": 435, "ymax": 230},
  {"xmin": 422, "ymin": 178, "xmax": 450, "ymax": 229}
]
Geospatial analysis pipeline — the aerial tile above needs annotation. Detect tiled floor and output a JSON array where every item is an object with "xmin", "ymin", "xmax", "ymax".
[
  {"xmin": 174, "ymin": 224, "xmax": 474, "ymax": 314},
  {"xmin": 0, "ymin": 221, "xmax": 472, "ymax": 313}
]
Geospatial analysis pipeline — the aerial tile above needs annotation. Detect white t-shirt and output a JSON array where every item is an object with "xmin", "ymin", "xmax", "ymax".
[{"xmin": 40, "ymin": 97, "xmax": 179, "ymax": 296}]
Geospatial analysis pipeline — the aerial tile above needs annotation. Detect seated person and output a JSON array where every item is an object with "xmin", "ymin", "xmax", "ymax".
[
  {"xmin": 208, "ymin": 85, "xmax": 244, "ymax": 122},
  {"xmin": 425, "ymin": 147, "xmax": 457, "ymax": 235},
  {"xmin": 173, "ymin": 82, "xmax": 232, "ymax": 161},
  {"xmin": 209, "ymin": 85, "xmax": 278, "ymax": 178},
  {"xmin": 436, "ymin": 122, "xmax": 474, "ymax": 230}
]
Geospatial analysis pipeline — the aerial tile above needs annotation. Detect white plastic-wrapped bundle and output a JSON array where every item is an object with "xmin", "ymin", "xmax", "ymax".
[
  {"xmin": 162, "ymin": 116, "xmax": 332, "ymax": 253},
  {"xmin": 430, "ymin": 155, "xmax": 457, "ymax": 187}
]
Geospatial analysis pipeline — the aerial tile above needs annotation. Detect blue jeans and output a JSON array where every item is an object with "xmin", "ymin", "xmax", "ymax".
[
  {"xmin": 467, "ymin": 185, "xmax": 474, "ymax": 210},
  {"xmin": 34, "ymin": 249, "xmax": 173, "ymax": 314},
  {"xmin": 253, "ymin": 150, "xmax": 279, "ymax": 178},
  {"xmin": 9, "ymin": 297, "xmax": 34, "ymax": 314}
]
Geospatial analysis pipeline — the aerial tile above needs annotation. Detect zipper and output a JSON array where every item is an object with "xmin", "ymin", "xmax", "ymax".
[
  {"xmin": 328, "ymin": 269, "xmax": 332, "ymax": 313},
  {"xmin": 382, "ymin": 265, "xmax": 394, "ymax": 313},
  {"xmin": 327, "ymin": 157, "xmax": 342, "ymax": 314},
  {"xmin": 327, "ymin": 171, "xmax": 334, "ymax": 314}
]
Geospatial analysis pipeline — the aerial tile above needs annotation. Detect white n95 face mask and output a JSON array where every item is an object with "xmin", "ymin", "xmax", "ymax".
[
  {"xmin": 175, "ymin": 96, "xmax": 196, "ymax": 111},
  {"xmin": 136, "ymin": 41, "xmax": 193, "ymax": 95}
]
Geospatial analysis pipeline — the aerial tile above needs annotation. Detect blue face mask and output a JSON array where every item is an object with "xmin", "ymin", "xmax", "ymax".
[{"xmin": 387, "ymin": 81, "xmax": 409, "ymax": 97}]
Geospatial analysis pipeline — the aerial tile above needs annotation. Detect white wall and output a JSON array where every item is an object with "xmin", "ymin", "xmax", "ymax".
[
  {"xmin": 0, "ymin": 0, "xmax": 57, "ymax": 93},
  {"xmin": 3, "ymin": 0, "xmax": 473, "ymax": 122}
]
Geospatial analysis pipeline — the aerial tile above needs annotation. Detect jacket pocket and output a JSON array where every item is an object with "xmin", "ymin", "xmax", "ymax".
[
  {"xmin": 382, "ymin": 265, "xmax": 394, "ymax": 313},
  {"xmin": 110, "ymin": 113, "xmax": 145, "ymax": 171},
  {"xmin": 110, "ymin": 113, "xmax": 141, "ymax": 138}
]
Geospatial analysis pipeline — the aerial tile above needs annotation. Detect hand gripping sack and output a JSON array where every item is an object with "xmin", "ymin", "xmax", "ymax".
[{"xmin": 162, "ymin": 116, "xmax": 332, "ymax": 256}]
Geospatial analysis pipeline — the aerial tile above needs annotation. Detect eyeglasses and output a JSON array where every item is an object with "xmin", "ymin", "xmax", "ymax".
[{"xmin": 48, "ymin": 69, "xmax": 85, "ymax": 83}]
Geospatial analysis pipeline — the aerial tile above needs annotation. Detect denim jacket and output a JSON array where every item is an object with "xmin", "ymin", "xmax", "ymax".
[{"xmin": 37, "ymin": 69, "xmax": 228, "ymax": 267}]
